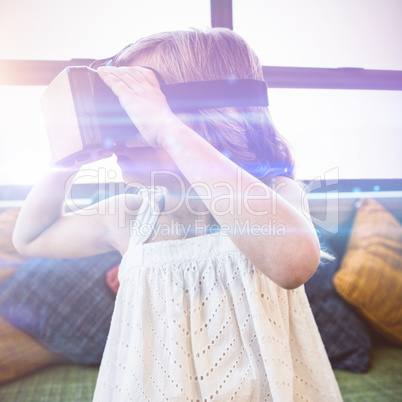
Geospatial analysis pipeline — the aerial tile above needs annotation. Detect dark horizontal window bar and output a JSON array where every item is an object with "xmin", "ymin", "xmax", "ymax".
[
  {"xmin": 263, "ymin": 66, "xmax": 402, "ymax": 90},
  {"xmin": 1, "ymin": 59, "xmax": 401, "ymax": 90},
  {"xmin": 211, "ymin": 0, "xmax": 233, "ymax": 30},
  {"xmin": 0, "ymin": 59, "xmax": 93, "ymax": 86}
]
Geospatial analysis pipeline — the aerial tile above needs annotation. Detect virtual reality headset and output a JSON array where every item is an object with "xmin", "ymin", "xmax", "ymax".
[{"xmin": 42, "ymin": 65, "xmax": 269, "ymax": 166}]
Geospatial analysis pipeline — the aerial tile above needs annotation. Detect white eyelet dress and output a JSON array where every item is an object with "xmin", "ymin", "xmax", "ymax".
[{"xmin": 93, "ymin": 191, "xmax": 343, "ymax": 402}]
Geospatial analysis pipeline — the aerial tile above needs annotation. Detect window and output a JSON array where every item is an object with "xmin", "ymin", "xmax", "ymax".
[
  {"xmin": 233, "ymin": 0, "xmax": 402, "ymax": 181},
  {"xmin": 233, "ymin": 0, "xmax": 402, "ymax": 70},
  {"xmin": 269, "ymin": 88, "xmax": 402, "ymax": 180},
  {"xmin": 0, "ymin": 0, "xmax": 211, "ymax": 185},
  {"xmin": 0, "ymin": 0, "xmax": 211, "ymax": 60}
]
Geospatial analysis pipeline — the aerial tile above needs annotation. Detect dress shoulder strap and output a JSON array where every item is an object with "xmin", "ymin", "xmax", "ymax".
[{"xmin": 128, "ymin": 188, "xmax": 164, "ymax": 247}]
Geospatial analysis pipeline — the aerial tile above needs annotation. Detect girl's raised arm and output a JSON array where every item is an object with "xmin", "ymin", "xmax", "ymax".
[
  {"xmin": 162, "ymin": 125, "xmax": 321, "ymax": 290},
  {"xmin": 12, "ymin": 167, "xmax": 138, "ymax": 259}
]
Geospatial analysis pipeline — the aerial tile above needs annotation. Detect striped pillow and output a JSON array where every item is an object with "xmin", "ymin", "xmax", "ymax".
[
  {"xmin": 0, "ymin": 252, "xmax": 121, "ymax": 365},
  {"xmin": 334, "ymin": 198, "xmax": 402, "ymax": 345}
]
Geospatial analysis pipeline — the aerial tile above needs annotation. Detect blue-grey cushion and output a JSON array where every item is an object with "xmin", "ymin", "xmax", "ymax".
[
  {"xmin": 0, "ymin": 252, "xmax": 121, "ymax": 365},
  {"xmin": 305, "ymin": 231, "xmax": 372, "ymax": 372}
]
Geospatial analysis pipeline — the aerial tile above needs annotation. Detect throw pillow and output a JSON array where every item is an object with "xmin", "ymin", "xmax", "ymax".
[
  {"xmin": 106, "ymin": 264, "xmax": 120, "ymax": 294},
  {"xmin": 0, "ymin": 251, "xmax": 121, "ymax": 365},
  {"xmin": 0, "ymin": 268, "xmax": 69, "ymax": 383},
  {"xmin": 333, "ymin": 198, "xmax": 402, "ymax": 345},
  {"xmin": 304, "ymin": 230, "xmax": 372, "ymax": 372},
  {"xmin": 0, "ymin": 316, "xmax": 69, "ymax": 384}
]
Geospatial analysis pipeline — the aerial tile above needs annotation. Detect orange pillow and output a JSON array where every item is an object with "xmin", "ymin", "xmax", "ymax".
[
  {"xmin": 333, "ymin": 198, "xmax": 402, "ymax": 345},
  {"xmin": 0, "ymin": 316, "xmax": 70, "ymax": 384}
]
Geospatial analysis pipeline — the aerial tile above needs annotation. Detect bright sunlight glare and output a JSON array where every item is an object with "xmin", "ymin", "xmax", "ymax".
[{"xmin": 0, "ymin": 86, "xmax": 124, "ymax": 185}]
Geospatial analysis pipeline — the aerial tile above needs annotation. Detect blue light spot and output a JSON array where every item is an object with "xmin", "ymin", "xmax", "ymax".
[
  {"xmin": 103, "ymin": 137, "xmax": 115, "ymax": 149},
  {"xmin": 255, "ymin": 163, "xmax": 268, "ymax": 176},
  {"xmin": 352, "ymin": 187, "xmax": 361, "ymax": 193},
  {"xmin": 222, "ymin": 150, "xmax": 231, "ymax": 159},
  {"xmin": 373, "ymin": 185, "xmax": 380, "ymax": 192}
]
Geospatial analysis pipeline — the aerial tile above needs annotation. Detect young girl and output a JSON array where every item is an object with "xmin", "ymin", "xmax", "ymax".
[{"xmin": 13, "ymin": 29, "xmax": 342, "ymax": 401}]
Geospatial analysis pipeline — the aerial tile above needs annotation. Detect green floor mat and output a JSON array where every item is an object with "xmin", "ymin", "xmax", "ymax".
[
  {"xmin": 1, "ymin": 345, "xmax": 401, "ymax": 401},
  {"xmin": 0, "ymin": 365, "xmax": 98, "ymax": 402},
  {"xmin": 334, "ymin": 345, "xmax": 402, "ymax": 402}
]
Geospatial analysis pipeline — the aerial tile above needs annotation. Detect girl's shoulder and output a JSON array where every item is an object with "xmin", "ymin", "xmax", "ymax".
[
  {"xmin": 101, "ymin": 192, "xmax": 146, "ymax": 255},
  {"xmin": 117, "ymin": 191, "xmax": 144, "ymax": 212},
  {"xmin": 105, "ymin": 189, "xmax": 164, "ymax": 225},
  {"xmin": 98, "ymin": 192, "xmax": 144, "ymax": 217},
  {"xmin": 99, "ymin": 192, "xmax": 143, "ymax": 232}
]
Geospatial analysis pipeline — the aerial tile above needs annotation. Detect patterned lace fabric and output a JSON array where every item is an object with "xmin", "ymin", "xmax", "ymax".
[{"xmin": 93, "ymin": 194, "xmax": 342, "ymax": 401}]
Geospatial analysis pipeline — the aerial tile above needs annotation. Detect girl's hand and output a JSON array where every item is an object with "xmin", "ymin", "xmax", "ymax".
[{"xmin": 97, "ymin": 66, "xmax": 180, "ymax": 149}]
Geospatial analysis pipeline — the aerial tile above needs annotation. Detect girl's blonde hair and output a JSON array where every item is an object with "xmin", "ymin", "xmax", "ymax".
[{"xmin": 116, "ymin": 28, "xmax": 295, "ymax": 182}]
